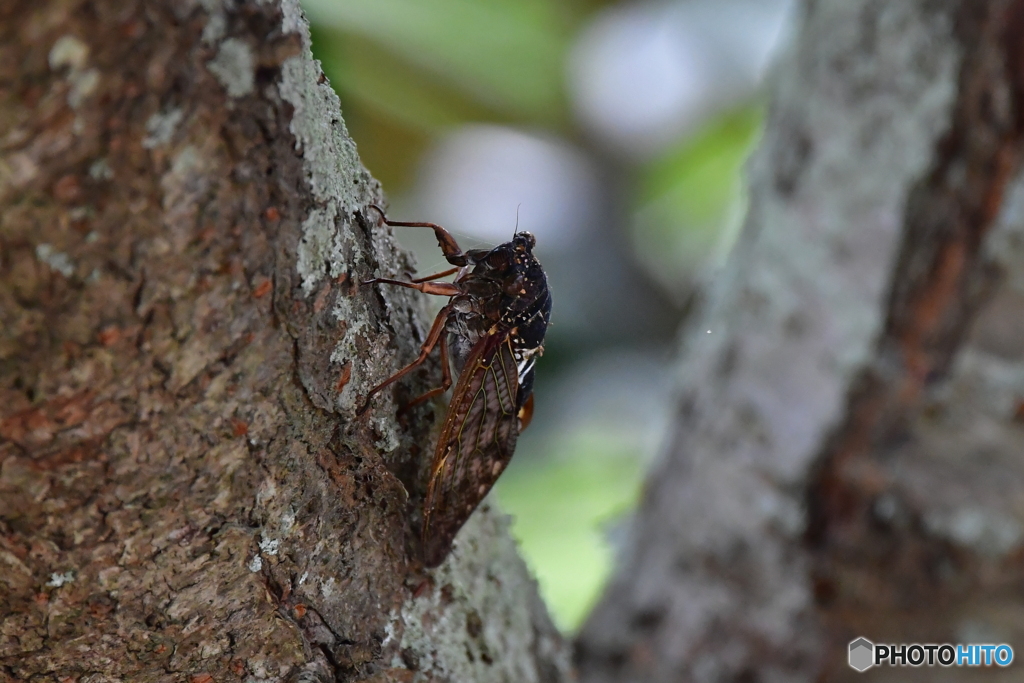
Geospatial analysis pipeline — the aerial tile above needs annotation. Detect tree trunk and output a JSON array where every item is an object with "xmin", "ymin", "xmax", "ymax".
[
  {"xmin": 578, "ymin": 0, "xmax": 1024, "ymax": 681},
  {"xmin": 0, "ymin": 1, "xmax": 566, "ymax": 682}
]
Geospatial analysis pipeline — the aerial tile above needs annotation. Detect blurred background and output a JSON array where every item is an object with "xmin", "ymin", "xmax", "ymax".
[{"xmin": 302, "ymin": 0, "xmax": 797, "ymax": 631}]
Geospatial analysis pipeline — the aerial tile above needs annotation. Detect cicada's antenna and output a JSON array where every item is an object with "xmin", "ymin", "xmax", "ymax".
[{"xmin": 513, "ymin": 203, "xmax": 522, "ymax": 239}]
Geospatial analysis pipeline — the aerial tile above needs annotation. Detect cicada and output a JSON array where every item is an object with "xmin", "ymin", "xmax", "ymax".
[{"xmin": 361, "ymin": 205, "xmax": 552, "ymax": 567}]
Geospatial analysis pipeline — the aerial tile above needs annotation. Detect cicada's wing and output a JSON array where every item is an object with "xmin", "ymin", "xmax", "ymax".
[{"xmin": 421, "ymin": 331, "xmax": 522, "ymax": 567}]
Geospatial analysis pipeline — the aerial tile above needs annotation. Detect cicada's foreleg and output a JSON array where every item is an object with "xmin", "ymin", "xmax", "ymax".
[
  {"xmin": 362, "ymin": 277, "xmax": 461, "ymax": 297},
  {"xmin": 358, "ymin": 302, "xmax": 452, "ymax": 415},
  {"xmin": 402, "ymin": 333, "xmax": 453, "ymax": 412},
  {"xmin": 367, "ymin": 204, "xmax": 468, "ymax": 267}
]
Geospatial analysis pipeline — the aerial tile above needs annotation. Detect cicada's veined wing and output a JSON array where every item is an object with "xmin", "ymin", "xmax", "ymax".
[{"xmin": 421, "ymin": 331, "xmax": 523, "ymax": 567}]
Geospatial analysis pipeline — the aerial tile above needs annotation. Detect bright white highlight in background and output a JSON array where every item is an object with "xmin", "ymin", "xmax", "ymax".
[
  {"xmin": 568, "ymin": 0, "xmax": 795, "ymax": 159},
  {"xmin": 414, "ymin": 125, "xmax": 600, "ymax": 249}
]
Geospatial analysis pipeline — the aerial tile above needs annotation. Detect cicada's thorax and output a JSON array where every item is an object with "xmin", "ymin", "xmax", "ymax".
[{"xmin": 444, "ymin": 233, "xmax": 552, "ymax": 408}]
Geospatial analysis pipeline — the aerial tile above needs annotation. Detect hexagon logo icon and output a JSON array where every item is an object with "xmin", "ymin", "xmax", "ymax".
[{"xmin": 849, "ymin": 638, "xmax": 874, "ymax": 672}]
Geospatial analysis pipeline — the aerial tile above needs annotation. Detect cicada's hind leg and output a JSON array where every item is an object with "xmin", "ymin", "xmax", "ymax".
[
  {"xmin": 367, "ymin": 204, "xmax": 468, "ymax": 267},
  {"xmin": 360, "ymin": 301, "xmax": 456, "ymax": 413},
  {"xmin": 401, "ymin": 334, "xmax": 453, "ymax": 412}
]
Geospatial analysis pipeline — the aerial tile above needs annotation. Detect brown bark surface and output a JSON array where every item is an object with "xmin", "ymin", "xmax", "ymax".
[
  {"xmin": 578, "ymin": 1, "xmax": 1024, "ymax": 682},
  {"xmin": 0, "ymin": 1, "xmax": 565, "ymax": 682}
]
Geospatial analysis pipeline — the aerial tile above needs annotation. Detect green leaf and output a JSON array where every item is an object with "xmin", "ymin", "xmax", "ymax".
[{"xmin": 304, "ymin": 0, "xmax": 571, "ymax": 125}]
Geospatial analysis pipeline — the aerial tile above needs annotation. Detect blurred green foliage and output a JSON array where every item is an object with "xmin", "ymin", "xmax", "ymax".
[
  {"xmin": 640, "ymin": 106, "xmax": 762, "ymax": 229},
  {"xmin": 304, "ymin": 0, "xmax": 588, "ymax": 189},
  {"xmin": 306, "ymin": 0, "xmax": 571, "ymax": 123},
  {"xmin": 495, "ymin": 432, "xmax": 644, "ymax": 630},
  {"xmin": 632, "ymin": 106, "xmax": 764, "ymax": 295}
]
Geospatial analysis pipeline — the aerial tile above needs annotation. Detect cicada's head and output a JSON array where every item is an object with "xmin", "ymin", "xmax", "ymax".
[{"xmin": 512, "ymin": 231, "xmax": 536, "ymax": 253}]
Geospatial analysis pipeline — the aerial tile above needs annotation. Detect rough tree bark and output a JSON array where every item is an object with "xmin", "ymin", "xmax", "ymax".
[
  {"xmin": 578, "ymin": 1, "xmax": 1024, "ymax": 682},
  {"xmin": 0, "ymin": 1, "xmax": 566, "ymax": 682}
]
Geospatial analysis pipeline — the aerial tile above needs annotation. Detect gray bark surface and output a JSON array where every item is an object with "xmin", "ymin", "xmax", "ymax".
[
  {"xmin": 578, "ymin": 1, "xmax": 1024, "ymax": 681},
  {"xmin": 0, "ymin": 1, "xmax": 566, "ymax": 681}
]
